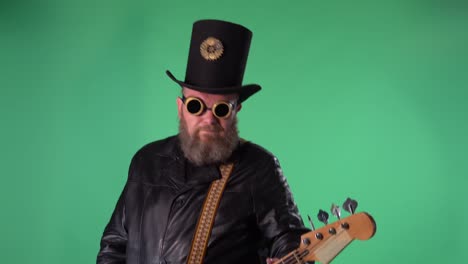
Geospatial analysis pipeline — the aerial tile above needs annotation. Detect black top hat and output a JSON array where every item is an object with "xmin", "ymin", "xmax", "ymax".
[{"xmin": 166, "ymin": 19, "xmax": 261, "ymax": 102}]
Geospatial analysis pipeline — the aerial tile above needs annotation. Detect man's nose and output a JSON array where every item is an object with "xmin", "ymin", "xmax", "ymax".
[{"xmin": 200, "ymin": 108, "xmax": 218, "ymax": 124}]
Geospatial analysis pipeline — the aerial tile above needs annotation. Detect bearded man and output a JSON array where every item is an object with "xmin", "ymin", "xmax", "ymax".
[{"xmin": 97, "ymin": 19, "xmax": 308, "ymax": 264}]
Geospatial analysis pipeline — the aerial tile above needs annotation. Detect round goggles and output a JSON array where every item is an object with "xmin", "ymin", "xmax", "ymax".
[{"xmin": 181, "ymin": 96, "xmax": 237, "ymax": 119}]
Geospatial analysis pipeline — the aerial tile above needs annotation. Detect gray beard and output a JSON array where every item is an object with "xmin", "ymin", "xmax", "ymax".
[{"xmin": 178, "ymin": 117, "xmax": 239, "ymax": 166}]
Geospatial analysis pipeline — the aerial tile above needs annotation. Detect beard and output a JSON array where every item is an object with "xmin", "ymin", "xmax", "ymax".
[{"xmin": 178, "ymin": 115, "xmax": 239, "ymax": 166}]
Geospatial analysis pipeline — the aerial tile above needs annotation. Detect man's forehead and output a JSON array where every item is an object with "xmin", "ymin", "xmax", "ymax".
[{"xmin": 182, "ymin": 87, "xmax": 239, "ymax": 101}]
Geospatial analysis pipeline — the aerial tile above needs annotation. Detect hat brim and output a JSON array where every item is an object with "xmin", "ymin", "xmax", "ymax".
[{"xmin": 166, "ymin": 70, "xmax": 261, "ymax": 103}]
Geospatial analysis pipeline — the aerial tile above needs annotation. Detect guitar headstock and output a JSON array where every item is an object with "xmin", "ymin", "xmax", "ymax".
[
  {"xmin": 300, "ymin": 212, "xmax": 376, "ymax": 263},
  {"xmin": 275, "ymin": 198, "xmax": 376, "ymax": 264}
]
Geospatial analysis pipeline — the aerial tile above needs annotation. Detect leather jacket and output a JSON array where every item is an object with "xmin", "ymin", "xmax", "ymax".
[{"xmin": 97, "ymin": 136, "xmax": 308, "ymax": 264}]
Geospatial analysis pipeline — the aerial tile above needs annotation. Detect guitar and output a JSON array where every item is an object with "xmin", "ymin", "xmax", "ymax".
[{"xmin": 274, "ymin": 200, "xmax": 376, "ymax": 264}]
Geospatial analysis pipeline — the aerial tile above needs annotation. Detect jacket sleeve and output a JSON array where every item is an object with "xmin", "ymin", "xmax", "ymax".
[
  {"xmin": 97, "ymin": 147, "xmax": 144, "ymax": 263},
  {"xmin": 252, "ymin": 155, "xmax": 310, "ymax": 259},
  {"xmin": 97, "ymin": 185, "xmax": 128, "ymax": 264}
]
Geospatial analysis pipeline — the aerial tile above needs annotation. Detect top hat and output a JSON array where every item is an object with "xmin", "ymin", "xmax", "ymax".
[{"xmin": 166, "ymin": 19, "xmax": 261, "ymax": 102}]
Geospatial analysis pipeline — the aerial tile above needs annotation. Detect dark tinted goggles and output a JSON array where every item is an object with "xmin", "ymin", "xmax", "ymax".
[{"xmin": 181, "ymin": 96, "xmax": 237, "ymax": 119}]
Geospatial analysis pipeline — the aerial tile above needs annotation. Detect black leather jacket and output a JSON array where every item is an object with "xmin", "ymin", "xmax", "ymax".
[{"xmin": 97, "ymin": 136, "xmax": 308, "ymax": 264}]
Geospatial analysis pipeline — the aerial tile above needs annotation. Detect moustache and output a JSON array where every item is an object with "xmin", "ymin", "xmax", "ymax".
[{"xmin": 196, "ymin": 125, "xmax": 223, "ymax": 133}]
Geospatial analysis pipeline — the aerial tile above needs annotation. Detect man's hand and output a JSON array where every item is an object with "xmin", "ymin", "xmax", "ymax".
[{"xmin": 266, "ymin": 258, "xmax": 278, "ymax": 264}]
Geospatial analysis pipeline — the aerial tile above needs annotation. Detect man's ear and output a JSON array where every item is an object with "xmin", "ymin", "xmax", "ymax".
[
  {"xmin": 177, "ymin": 97, "xmax": 183, "ymax": 119},
  {"xmin": 236, "ymin": 103, "xmax": 242, "ymax": 113}
]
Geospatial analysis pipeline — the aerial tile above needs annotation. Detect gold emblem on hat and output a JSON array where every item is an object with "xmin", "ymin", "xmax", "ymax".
[{"xmin": 200, "ymin": 37, "xmax": 224, "ymax": 61}]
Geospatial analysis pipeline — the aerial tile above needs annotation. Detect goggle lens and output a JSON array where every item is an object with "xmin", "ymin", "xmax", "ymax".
[
  {"xmin": 213, "ymin": 103, "xmax": 230, "ymax": 118},
  {"xmin": 186, "ymin": 99, "xmax": 203, "ymax": 115}
]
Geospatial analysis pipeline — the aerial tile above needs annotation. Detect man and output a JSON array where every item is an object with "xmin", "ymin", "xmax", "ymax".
[{"xmin": 98, "ymin": 19, "xmax": 308, "ymax": 264}]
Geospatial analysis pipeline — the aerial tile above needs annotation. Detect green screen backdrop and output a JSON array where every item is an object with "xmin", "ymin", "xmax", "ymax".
[{"xmin": 1, "ymin": 0, "xmax": 467, "ymax": 263}]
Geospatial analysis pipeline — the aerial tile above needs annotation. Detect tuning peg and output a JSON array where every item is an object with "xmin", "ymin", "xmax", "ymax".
[
  {"xmin": 343, "ymin": 197, "xmax": 358, "ymax": 214},
  {"xmin": 307, "ymin": 214, "xmax": 316, "ymax": 231},
  {"xmin": 331, "ymin": 203, "xmax": 341, "ymax": 219},
  {"xmin": 317, "ymin": 209, "xmax": 329, "ymax": 224}
]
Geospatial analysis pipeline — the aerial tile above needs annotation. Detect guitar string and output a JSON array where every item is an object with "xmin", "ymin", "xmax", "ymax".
[
  {"xmin": 276, "ymin": 227, "xmax": 347, "ymax": 264},
  {"xmin": 313, "ymin": 228, "xmax": 350, "ymax": 263},
  {"xmin": 277, "ymin": 249, "xmax": 308, "ymax": 264}
]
